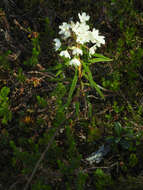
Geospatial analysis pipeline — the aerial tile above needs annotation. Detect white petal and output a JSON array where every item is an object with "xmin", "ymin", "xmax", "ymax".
[
  {"xmin": 72, "ymin": 47, "xmax": 83, "ymax": 56},
  {"xmin": 78, "ymin": 12, "xmax": 90, "ymax": 23},
  {"xmin": 69, "ymin": 58, "xmax": 81, "ymax": 66},
  {"xmin": 53, "ymin": 38, "xmax": 61, "ymax": 51},
  {"xmin": 89, "ymin": 45, "xmax": 97, "ymax": 55},
  {"xmin": 60, "ymin": 50, "xmax": 71, "ymax": 59}
]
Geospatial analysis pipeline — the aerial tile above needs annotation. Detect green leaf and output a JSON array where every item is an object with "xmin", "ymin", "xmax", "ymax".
[
  {"xmin": 58, "ymin": 68, "xmax": 78, "ymax": 113},
  {"xmin": 0, "ymin": 107, "xmax": 4, "ymax": 116},
  {"xmin": 92, "ymin": 52, "xmax": 111, "ymax": 58},
  {"xmin": 75, "ymin": 101, "xmax": 80, "ymax": 117},
  {"xmin": 114, "ymin": 122, "xmax": 122, "ymax": 136},
  {"xmin": 82, "ymin": 61, "xmax": 104, "ymax": 99},
  {"xmin": 55, "ymin": 70, "xmax": 63, "ymax": 77},
  {"xmin": 65, "ymin": 68, "xmax": 78, "ymax": 108},
  {"xmin": 129, "ymin": 153, "xmax": 138, "ymax": 167},
  {"xmin": 95, "ymin": 168, "xmax": 104, "ymax": 176},
  {"xmin": 2, "ymin": 116, "xmax": 8, "ymax": 124},
  {"xmin": 82, "ymin": 69, "xmax": 88, "ymax": 79},
  {"xmin": 89, "ymin": 57, "xmax": 113, "ymax": 63},
  {"xmin": 1, "ymin": 86, "xmax": 10, "ymax": 97}
]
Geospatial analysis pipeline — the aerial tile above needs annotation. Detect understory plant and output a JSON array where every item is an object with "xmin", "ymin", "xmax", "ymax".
[{"xmin": 53, "ymin": 12, "xmax": 112, "ymax": 112}]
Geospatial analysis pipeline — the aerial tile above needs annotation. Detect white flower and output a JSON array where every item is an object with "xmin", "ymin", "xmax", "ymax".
[
  {"xmin": 76, "ymin": 22, "xmax": 89, "ymax": 35},
  {"xmin": 88, "ymin": 29, "xmax": 99, "ymax": 43},
  {"xmin": 60, "ymin": 50, "xmax": 71, "ymax": 59},
  {"xmin": 54, "ymin": 12, "xmax": 106, "ymax": 65},
  {"xmin": 78, "ymin": 12, "xmax": 90, "ymax": 23},
  {"xmin": 72, "ymin": 47, "xmax": 83, "ymax": 56},
  {"xmin": 76, "ymin": 32, "xmax": 89, "ymax": 44},
  {"xmin": 71, "ymin": 22, "xmax": 90, "ymax": 44},
  {"xmin": 53, "ymin": 38, "xmax": 61, "ymax": 51},
  {"xmin": 96, "ymin": 35, "xmax": 105, "ymax": 47},
  {"xmin": 88, "ymin": 28, "xmax": 105, "ymax": 47},
  {"xmin": 89, "ymin": 45, "xmax": 97, "ymax": 55},
  {"xmin": 69, "ymin": 58, "xmax": 81, "ymax": 66},
  {"xmin": 59, "ymin": 22, "xmax": 71, "ymax": 39},
  {"xmin": 70, "ymin": 21, "xmax": 80, "ymax": 33}
]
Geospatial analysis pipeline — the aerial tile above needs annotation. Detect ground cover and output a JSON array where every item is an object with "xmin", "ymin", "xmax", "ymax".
[{"xmin": 0, "ymin": 0, "xmax": 143, "ymax": 189}]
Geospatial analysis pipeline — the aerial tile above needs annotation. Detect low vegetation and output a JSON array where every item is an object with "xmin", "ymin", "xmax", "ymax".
[{"xmin": 0, "ymin": 0, "xmax": 143, "ymax": 189}]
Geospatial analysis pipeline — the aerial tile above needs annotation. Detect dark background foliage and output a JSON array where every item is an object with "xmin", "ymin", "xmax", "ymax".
[{"xmin": 1, "ymin": 0, "xmax": 143, "ymax": 189}]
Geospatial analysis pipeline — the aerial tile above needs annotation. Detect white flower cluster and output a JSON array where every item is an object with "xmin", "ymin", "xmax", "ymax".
[{"xmin": 53, "ymin": 12, "xmax": 105, "ymax": 66}]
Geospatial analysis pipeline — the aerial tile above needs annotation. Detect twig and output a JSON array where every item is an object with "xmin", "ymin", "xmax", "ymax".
[
  {"xmin": 27, "ymin": 70, "xmax": 55, "ymax": 78},
  {"xmin": 82, "ymin": 162, "xmax": 118, "ymax": 174},
  {"xmin": 9, "ymin": 179, "xmax": 22, "ymax": 190},
  {"xmin": 23, "ymin": 111, "xmax": 74, "ymax": 190}
]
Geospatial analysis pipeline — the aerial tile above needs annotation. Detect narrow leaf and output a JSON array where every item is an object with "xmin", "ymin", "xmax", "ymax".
[
  {"xmin": 114, "ymin": 122, "xmax": 122, "ymax": 136},
  {"xmin": 82, "ymin": 62, "xmax": 104, "ymax": 99},
  {"xmin": 92, "ymin": 52, "xmax": 111, "ymax": 58},
  {"xmin": 89, "ymin": 57, "xmax": 113, "ymax": 63},
  {"xmin": 75, "ymin": 101, "xmax": 80, "ymax": 117},
  {"xmin": 66, "ymin": 68, "xmax": 78, "ymax": 108},
  {"xmin": 55, "ymin": 70, "xmax": 63, "ymax": 77}
]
